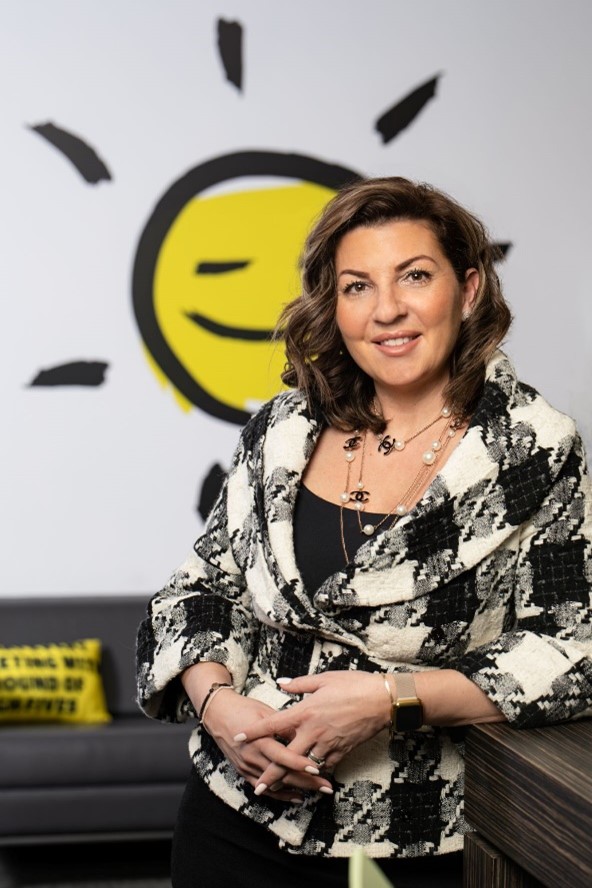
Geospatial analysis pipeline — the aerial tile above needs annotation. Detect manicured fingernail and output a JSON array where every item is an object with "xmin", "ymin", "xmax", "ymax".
[
  {"xmin": 277, "ymin": 677, "xmax": 292, "ymax": 685},
  {"xmin": 254, "ymin": 783, "xmax": 268, "ymax": 796},
  {"xmin": 270, "ymin": 782, "xmax": 284, "ymax": 792},
  {"xmin": 319, "ymin": 786, "xmax": 334, "ymax": 795},
  {"xmin": 233, "ymin": 733, "xmax": 247, "ymax": 743},
  {"xmin": 305, "ymin": 765, "xmax": 320, "ymax": 775},
  {"xmin": 291, "ymin": 797, "xmax": 303, "ymax": 804}
]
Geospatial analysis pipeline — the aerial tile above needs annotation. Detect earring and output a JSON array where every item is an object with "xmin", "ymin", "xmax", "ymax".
[{"xmin": 461, "ymin": 308, "xmax": 471, "ymax": 321}]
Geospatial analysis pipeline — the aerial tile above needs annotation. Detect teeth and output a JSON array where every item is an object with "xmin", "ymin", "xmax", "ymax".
[{"xmin": 382, "ymin": 336, "xmax": 413, "ymax": 346}]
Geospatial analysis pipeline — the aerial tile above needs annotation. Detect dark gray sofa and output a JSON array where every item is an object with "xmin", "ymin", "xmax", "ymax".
[{"xmin": 0, "ymin": 596, "xmax": 192, "ymax": 845}]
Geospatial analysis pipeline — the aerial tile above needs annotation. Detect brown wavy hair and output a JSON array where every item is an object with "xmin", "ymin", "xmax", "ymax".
[{"xmin": 276, "ymin": 176, "xmax": 512, "ymax": 433}]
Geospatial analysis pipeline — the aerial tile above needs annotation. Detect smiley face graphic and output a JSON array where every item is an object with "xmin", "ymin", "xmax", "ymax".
[{"xmin": 132, "ymin": 151, "xmax": 360, "ymax": 424}]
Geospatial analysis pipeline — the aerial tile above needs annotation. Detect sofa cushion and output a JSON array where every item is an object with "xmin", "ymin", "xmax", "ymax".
[
  {"xmin": 0, "ymin": 639, "xmax": 111, "ymax": 724},
  {"xmin": 0, "ymin": 784, "xmax": 188, "ymax": 839},
  {"xmin": 0, "ymin": 596, "xmax": 150, "ymax": 717},
  {"xmin": 0, "ymin": 717, "xmax": 193, "ymax": 787}
]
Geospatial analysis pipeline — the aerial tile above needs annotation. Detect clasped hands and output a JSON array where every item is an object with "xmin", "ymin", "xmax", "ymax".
[{"xmin": 203, "ymin": 670, "xmax": 391, "ymax": 804}]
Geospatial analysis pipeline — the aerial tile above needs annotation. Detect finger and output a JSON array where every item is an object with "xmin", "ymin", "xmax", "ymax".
[
  {"xmin": 235, "ymin": 725, "xmax": 333, "ymax": 777},
  {"xmin": 233, "ymin": 713, "xmax": 298, "ymax": 745},
  {"xmin": 236, "ymin": 737, "xmax": 308, "ymax": 784},
  {"xmin": 282, "ymin": 732, "xmax": 335, "ymax": 775},
  {"xmin": 256, "ymin": 761, "xmax": 333, "ymax": 797},
  {"xmin": 255, "ymin": 775, "xmax": 333, "ymax": 798},
  {"xmin": 277, "ymin": 675, "xmax": 325, "ymax": 694},
  {"xmin": 236, "ymin": 747, "xmax": 275, "ymax": 775},
  {"xmin": 257, "ymin": 736, "xmax": 325, "ymax": 774},
  {"xmin": 257, "ymin": 729, "xmax": 332, "ymax": 778},
  {"xmin": 254, "ymin": 759, "xmax": 288, "ymax": 794},
  {"xmin": 234, "ymin": 737, "xmax": 317, "ymax": 788},
  {"xmin": 255, "ymin": 763, "xmax": 291, "ymax": 794}
]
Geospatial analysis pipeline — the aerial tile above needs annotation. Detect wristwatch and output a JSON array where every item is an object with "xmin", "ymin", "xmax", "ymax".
[{"xmin": 392, "ymin": 673, "xmax": 423, "ymax": 732}]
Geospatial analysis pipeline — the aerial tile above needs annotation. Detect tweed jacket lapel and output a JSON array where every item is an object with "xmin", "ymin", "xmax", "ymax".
[
  {"xmin": 255, "ymin": 391, "xmax": 348, "ymax": 635},
  {"xmin": 254, "ymin": 352, "xmax": 564, "ymax": 637},
  {"xmin": 317, "ymin": 351, "xmax": 570, "ymax": 614}
]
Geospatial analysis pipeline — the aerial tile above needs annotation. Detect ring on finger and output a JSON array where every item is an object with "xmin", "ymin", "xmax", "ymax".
[{"xmin": 306, "ymin": 749, "xmax": 326, "ymax": 768}]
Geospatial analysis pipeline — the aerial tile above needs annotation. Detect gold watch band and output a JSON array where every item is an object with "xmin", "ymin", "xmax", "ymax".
[{"xmin": 394, "ymin": 672, "xmax": 417, "ymax": 700}]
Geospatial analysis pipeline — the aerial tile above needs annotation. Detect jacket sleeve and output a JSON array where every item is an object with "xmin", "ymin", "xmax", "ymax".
[
  {"xmin": 136, "ymin": 444, "xmax": 260, "ymax": 723},
  {"xmin": 454, "ymin": 434, "xmax": 592, "ymax": 728}
]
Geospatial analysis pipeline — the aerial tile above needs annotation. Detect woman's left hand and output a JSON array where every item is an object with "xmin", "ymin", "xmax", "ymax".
[{"xmin": 233, "ymin": 671, "xmax": 391, "ymax": 793}]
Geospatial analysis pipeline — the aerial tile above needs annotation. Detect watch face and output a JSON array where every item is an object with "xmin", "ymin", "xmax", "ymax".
[{"xmin": 395, "ymin": 700, "xmax": 423, "ymax": 732}]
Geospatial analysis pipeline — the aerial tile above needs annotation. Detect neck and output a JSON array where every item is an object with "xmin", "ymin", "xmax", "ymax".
[{"xmin": 373, "ymin": 382, "xmax": 449, "ymax": 434}]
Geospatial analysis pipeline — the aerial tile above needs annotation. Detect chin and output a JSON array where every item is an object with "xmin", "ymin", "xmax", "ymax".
[{"xmin": 372, "ymin": 367, "xmax": 449, "ymax": 396}]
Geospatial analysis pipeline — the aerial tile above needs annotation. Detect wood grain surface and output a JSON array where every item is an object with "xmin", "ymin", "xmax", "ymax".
[
  {"xmin": 464, "ymin": 833, "xmax": 543, "ymax": 888},
  {"xmin": 464, "ymin": 721, "xmax": 592, "ymax": 888}
]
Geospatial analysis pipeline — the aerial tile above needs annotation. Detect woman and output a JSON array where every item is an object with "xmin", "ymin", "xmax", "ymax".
[{"xmin": 137, "ymin": 177, "xmax": 592, "ymax": 888}]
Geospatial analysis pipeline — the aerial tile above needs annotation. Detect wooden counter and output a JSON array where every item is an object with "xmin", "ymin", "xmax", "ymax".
[{"xmin": 463, "ymin": 720, "xmax": 592, "ymax": 888}]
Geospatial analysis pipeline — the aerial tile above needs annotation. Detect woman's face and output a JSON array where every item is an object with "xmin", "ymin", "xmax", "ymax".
[{"xmin": 334, "ymin": 219, "xmax": 478, "ymax": 403}]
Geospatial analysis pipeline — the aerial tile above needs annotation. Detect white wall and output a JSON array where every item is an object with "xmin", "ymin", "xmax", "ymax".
[{"xmin": 2, "ymin": 0, "xmax": 591, "ymax": 595}]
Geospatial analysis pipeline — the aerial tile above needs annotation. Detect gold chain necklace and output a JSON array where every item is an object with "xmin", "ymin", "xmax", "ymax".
[
  {"xmin": 339, "ymin": 412, "xmax": 462, "ymax": 565},
  {"xmin": 376, "ymin": 406, "xmax": 452, "ymax": 455}
]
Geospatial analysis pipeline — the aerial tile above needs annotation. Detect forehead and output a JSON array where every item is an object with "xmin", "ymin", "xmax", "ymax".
[{"xmin": 335, "ymin": 219, "xmax": 443, "ymax": 265}]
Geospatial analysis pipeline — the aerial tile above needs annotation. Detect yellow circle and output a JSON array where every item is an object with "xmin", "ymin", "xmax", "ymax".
[{"xmin": 153, "ymin": 182, "xmax": 336, "ymax": 414}]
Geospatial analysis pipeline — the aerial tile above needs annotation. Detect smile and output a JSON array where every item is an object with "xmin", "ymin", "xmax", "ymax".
[
  {"xmin": 372, "ymin": 333, "xmax": 420, "ymax": 346},
  {"xmin": 186, "ymin": 312, "xmax": 274, "ymax": 342},
  {"xmin": 379, "ymin": 336, "xmax": 416, "ymax": 346}
]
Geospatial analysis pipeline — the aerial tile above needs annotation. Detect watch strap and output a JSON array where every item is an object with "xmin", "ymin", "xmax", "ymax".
[
  {"xmin": 394, "ymin": 672, "xmax": 417, "ymax": 701},
  {"xmin": 392, "ymin": 673, "xmax": 423, "ymax": 733}
]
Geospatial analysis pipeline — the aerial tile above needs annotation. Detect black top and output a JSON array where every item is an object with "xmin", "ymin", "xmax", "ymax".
[{"xmin": 293, "ymin": 485, "xmax": 386, "ymax": 593}]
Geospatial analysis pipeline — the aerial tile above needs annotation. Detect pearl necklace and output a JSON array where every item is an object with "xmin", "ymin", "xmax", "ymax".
[
  {"xmin": 376, "ymin": 406, "xmax": 452, "ymax": 455},
  {"xmin": 339, "ymin": 411, "xmax": 462, "ymax": 565}
]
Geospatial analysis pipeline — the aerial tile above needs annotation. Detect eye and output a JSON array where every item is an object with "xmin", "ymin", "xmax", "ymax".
[
  {"xmin": 404, "ymin": 268, "xmax": 431, "ymax": 284},
  {"xmin": 341, "ymin": 280, "xmax": 369, "ymax": 295}
]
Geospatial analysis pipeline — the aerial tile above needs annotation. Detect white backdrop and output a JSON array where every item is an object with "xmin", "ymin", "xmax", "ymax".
[{"xmin": 2, "ymin": 0, "xmax": 591, "ymax": 596}]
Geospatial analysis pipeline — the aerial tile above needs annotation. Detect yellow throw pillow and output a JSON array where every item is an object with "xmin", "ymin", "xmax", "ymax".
[{"xmin": 0, "ymin": 639, "xmax": 111, "ymax": 724}]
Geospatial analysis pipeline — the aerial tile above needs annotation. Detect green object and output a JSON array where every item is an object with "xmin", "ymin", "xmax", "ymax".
[{"xmin": 348, "ymin": 850, "xmax": 395, "ymax": 888}]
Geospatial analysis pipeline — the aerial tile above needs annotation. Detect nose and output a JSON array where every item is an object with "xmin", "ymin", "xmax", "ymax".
[{"xmin": 373, "ymin": 283, "xmax": 407, "ymax": 324}]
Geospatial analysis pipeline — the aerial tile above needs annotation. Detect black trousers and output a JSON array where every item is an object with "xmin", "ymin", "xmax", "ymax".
[{"xmin": 171, "ymin": 770, "xmax": 464, "ymax": 888}]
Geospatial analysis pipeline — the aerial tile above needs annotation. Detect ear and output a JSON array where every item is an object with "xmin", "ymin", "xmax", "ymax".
[{"xmin": 461, "ymin": 268, "xmax": 479, "ymax": 317}]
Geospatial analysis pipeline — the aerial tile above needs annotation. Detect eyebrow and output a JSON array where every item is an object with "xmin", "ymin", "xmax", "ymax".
[{"xmin": 337, "ymin": 254, "xmax": 437, "ymax": 277}]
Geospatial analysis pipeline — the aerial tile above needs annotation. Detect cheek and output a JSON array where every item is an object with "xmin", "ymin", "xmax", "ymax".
[
  {"xmin": 335, "ymin": 304, "xmax": 348, "ymax": 339},
  {"xmin": 424, "ymin": 290, "xmax": 463, "ymax": 329},
  {"xmin": 335, "ymin": 300, "xmax": 361, "ymax": 339}
]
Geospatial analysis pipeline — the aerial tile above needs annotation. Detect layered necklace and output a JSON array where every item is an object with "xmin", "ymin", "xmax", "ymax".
[
  {"xmin": 375, "ymin": 406, "xmax": 451, "ymax": 456},
  {"xmin": 339, "ymin": 406, "xmax": 462, "ymax": 565}
]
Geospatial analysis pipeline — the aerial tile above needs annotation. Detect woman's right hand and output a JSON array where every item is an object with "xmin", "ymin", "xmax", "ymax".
[{"xmin": 202, "ymin": 690, "xmax": 334, "ymax": 803}]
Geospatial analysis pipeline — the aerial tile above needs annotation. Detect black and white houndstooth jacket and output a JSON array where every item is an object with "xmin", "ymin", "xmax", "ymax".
[{"xmin": 137, "ymin": 352, "xmax": 592, "ymax": 859}]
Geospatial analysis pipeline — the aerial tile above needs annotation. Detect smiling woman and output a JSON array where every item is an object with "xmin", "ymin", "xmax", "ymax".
[
  {"xmin": 137, "ymin": 176, "xmax": 592, "ymax": 888},
  {"xmin": 334, "ymin": 220, "xmax": 479, "ymax": 415},
  {"xmin": 279, "ymin": 177, "xmax": 511, "ymax": 434}
]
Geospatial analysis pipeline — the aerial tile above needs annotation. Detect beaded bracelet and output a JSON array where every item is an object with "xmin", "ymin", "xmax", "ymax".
[{"xmin": 198, "ymin": 682, "xmax": 233, "ymax": 722}]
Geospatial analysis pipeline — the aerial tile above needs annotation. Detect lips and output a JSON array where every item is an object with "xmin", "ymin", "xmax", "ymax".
[
  {"xmin": 372, "ymin": 332, "xmax": 420, "ymax": 346},
  {"xmin": 378, "ymin": 335, "xmax": 416, "ymax": 346}
]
